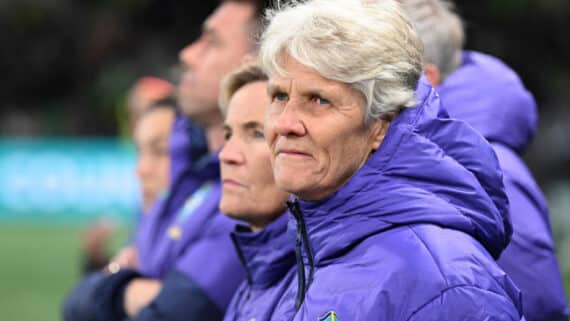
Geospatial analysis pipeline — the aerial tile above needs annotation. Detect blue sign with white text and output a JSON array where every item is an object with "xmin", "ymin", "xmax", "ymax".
[{"xmin": 0, "ymin": 138, "xmax": 139, "ymax": 223}]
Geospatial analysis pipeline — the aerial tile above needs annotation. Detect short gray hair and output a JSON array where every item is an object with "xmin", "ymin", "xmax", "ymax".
[
  {"xmin": 400, "ymin": 0, "xmax": 464, "ymax": 81},
  {"xmin": 259, "ymin": 0, "xmax": 424, "ymax": 123}
]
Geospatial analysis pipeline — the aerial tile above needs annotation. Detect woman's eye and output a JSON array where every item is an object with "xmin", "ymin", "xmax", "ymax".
[
  {"xmin": 314, "ymin": 96, "xmax": 331, "ymax": 105},
  {"xmin": 253, "ymin": 130, "xmax": 265, "ymax": 138},
  {"xmin": 154, "ymin": 147, "xmax": 169, "ymax": 157},
  {"xmin": 204, "ymin": 34, "xmax": 220, "ymax": 48},
  {"xmin": 273, "ymin": 92, "xmax": 288, "ymax": 102},
  {"xmin": 223, "ymin": 131, "xmax": 232, "ymax": 141}
]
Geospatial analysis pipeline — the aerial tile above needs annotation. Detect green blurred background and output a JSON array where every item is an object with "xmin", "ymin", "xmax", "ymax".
[
  {"xmin": 0, "ymin": 225, "xmax": 128, "ymax": 321},
  {"xmin": 0, "ymin": 1, "xmax": 569, "ymax": 321}
]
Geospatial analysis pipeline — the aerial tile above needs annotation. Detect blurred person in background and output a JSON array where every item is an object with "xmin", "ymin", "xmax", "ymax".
[
  {"xmin": 79, "ymin": 77, "xmax": 177, "ymax": 275},
  {"xmin": 106, "ymin": 98, "xmax": 180, "ymax": 271},
  {"xmin": 63, "ymin": 1, "xmax": 270, "ymax": 321},
  {"xmin": 80, "ymin": 219, "xmax": 117, "ymax": 274},
  {"xmin": 135, "ymin": 98, "xmax": 177, "ymax": 214},
  {"xmin": 125, "ymin": 77, "xmax": 175, "ymax": 137},
  {"xmin": 96, "ymin": 97, "xmax": 180, "ymax": 275},
  {"xmin": 402, "ymin": 1, "xmax": 569, "ymax": 320},
  {"xmin": 259, "ymin": 0, "xmax": 523, "ymax": 319},
  {"xmin": 217, "ymin": 64, "xmax": 296, "ymax": 321}
]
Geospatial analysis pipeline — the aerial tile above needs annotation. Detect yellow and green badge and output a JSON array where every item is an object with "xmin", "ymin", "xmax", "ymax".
[{"xmin": 318, "ymin": 311, "xmax": 339, "ymax": 321}]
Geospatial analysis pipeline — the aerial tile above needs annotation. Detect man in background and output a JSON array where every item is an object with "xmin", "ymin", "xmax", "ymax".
[
  {"xmin": 80, "ymin": 78, "xmax": 176, "ymax": 275},
  {"xmin": 63, "ymin": 1, "xmax": 271, "ymax": 321}
]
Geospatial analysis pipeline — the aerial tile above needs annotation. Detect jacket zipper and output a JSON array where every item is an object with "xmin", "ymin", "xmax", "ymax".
[
  {"xmin": 287, "ymin": 200, "xmax": 315, "ymax": 311},
  {"xmin": 230, "ymin": 234, "xmax": 253, "ymax": 321}
]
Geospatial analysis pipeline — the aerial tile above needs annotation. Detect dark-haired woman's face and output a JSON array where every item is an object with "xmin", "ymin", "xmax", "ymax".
[{"xmin": 135, "ymin": 108, "xmax": 174, "ymax": 212}]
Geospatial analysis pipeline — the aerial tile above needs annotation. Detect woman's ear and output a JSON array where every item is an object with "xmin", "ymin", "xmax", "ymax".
[
  {"xmin": 424, "ymin": 63, "xmax": 441, "ymax": 87},
  {"xmin": 369, "ymin": 118, "xmax": 392, "ymax": 151}
]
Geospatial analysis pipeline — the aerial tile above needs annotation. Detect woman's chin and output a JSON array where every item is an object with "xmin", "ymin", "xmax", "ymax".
[{"xmin": 220, "ymin": 198, "xmax": 246, "ymax": 216}]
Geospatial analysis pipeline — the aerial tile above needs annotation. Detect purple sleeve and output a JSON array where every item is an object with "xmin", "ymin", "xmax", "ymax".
[
  {"xmin": 174, "ymin": 213, "xmax": 246, "ymax": 311},
  {"xmin": 498, "ymin": 177, "xmax": 569, "ymax": 321},
  {"xmin": 493, "ymin": 144, "xmax": 569, "ymax": 320}
]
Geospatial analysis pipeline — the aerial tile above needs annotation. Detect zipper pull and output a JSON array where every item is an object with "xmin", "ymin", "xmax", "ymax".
[{"xmin": 287, "ymin": 200, "xmax": 306, "ymax": 310}]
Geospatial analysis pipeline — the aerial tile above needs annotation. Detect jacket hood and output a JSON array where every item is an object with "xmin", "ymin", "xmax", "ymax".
[
  {"xmin": 231, "ymin": 213, "xmax": 295, "ymax": 289},
  {"xmin": 295, "ymin": 77, "xmax": 511, "ymax": 264},
  {"xmin": 437, "ymin": 51, "xmax": 537, "ymax": 153}
]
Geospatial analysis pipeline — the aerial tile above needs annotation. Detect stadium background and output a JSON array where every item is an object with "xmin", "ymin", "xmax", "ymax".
[{"xmin": 0, "ymin": 1, "xmax": 569, "ymax": 320}]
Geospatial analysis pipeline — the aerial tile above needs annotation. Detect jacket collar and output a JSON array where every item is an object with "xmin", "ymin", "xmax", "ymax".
[{"xmin": 231, "ymin": 213, "xmax": 295, "ymax": 289}]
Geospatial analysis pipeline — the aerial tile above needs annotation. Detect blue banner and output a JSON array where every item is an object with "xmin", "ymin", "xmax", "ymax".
[{"xmin": 0, "ymin": 138, "xmax": 139, "ymax": 223}]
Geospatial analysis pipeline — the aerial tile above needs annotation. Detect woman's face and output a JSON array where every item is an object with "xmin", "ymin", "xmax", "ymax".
[
  {"xmin": 134, "ymin": 107, "xmax": 174, "ymax": 212},
  {"xmin": 265, "ymin": 55, "xmax": 388, "ymax": 201},
  {"xmin": 219, "ymin": 81, "xmax": 289, "ymax": 230}
]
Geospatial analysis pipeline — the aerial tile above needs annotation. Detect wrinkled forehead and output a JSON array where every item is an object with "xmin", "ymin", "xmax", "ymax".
[
  {"xmin": 267, "ymin": 52, "xmax": 321, "ymax": 83},
  {"xmin": 267, "ymin": 54, "xmax": 356, "ymax": 97},
  {"xmin": 264, "ymin": 50, "xmax": 346, "ymax": 89}
]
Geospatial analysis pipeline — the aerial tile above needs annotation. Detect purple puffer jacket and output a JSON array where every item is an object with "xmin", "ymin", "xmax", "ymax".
[
  {"xmin": 278, "ymin": 78, "xmax": 524, "ymax": 321},
  {"xmin": 223, "ymin": 213, "xmax": 297, "ymax": 321},
  {"xmin": 438, "ymin": 51, "xmax": 569, "ymax": 321}
]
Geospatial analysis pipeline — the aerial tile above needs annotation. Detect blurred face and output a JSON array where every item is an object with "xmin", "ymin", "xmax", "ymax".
[
  {"xmin": 265, "ymin": 55, "xmax": 389, "ymax": 201},
  {"xmin": 178, "ymin": 2, "xmax": 254, "ymax": 124},
  {"xmin": 220, "ymin": 81, "xmax": 289, "ymax": 230},
  {"xmin": 134, "ymin": 108, "xmax": 175, "ymax": 212}
]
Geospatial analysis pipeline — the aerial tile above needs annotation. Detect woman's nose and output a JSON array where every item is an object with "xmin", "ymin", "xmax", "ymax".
[
  {"xmin": 219, "ymin": 138, "xmax": 245, "ymax": 165},
  {"xmin": 272, "ymin": 103, "xmax": 307, "ymax": 137},
  {"xmin": 136, "ymin": 155, "xmax": 153, "ymax": 180}
]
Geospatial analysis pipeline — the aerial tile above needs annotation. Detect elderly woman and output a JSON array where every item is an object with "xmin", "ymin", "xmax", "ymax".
[
  {"xmin": 259, "ymin": 0, "xmax": 525, "ymax": 320},
  {"xmin": 218, "ymin": 63, "xmax": 297, "ymax": 321}
]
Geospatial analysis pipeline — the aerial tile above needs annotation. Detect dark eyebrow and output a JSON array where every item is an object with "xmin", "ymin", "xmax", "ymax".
[
  {"xmin": 242, "ymin": 121, "xmax": 263, "ymax": 131},
  {"xmin": 202, "ymin": 24, "xmax": 213, "ymax": 36},
  {"xmin": 136, "ymin": 136, "xmax": 167, "ymax": 150},
  {"xmin": 148, "ymin": 136, "xmax": 167, "ymax": 147},
  {"xmin": 222, "ymin": 121, "xmax": 262, "ymax": 135},
  {"xmin": 267, "ymin": 83, "xmax": 285, "ymax": 96},
  {"xmin": 297, "ymin": 83, "xmax": 332, "ymax": 97},
  {"xmin": 202, "ymin": 23, "xmax": 220, "ymax": 42},
  {"xmin": 303, "ymin": 89, "xmax": 328, "ymax": 98}
]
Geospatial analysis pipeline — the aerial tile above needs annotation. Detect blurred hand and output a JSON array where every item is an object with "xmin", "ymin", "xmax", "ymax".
[
  {"xmin": 110, "ymin": 246, "xmax": 139, "ymax": 270},
  {"xmin": 81, "ymin": 219, "xmax": 117, "ymax": 272}
]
